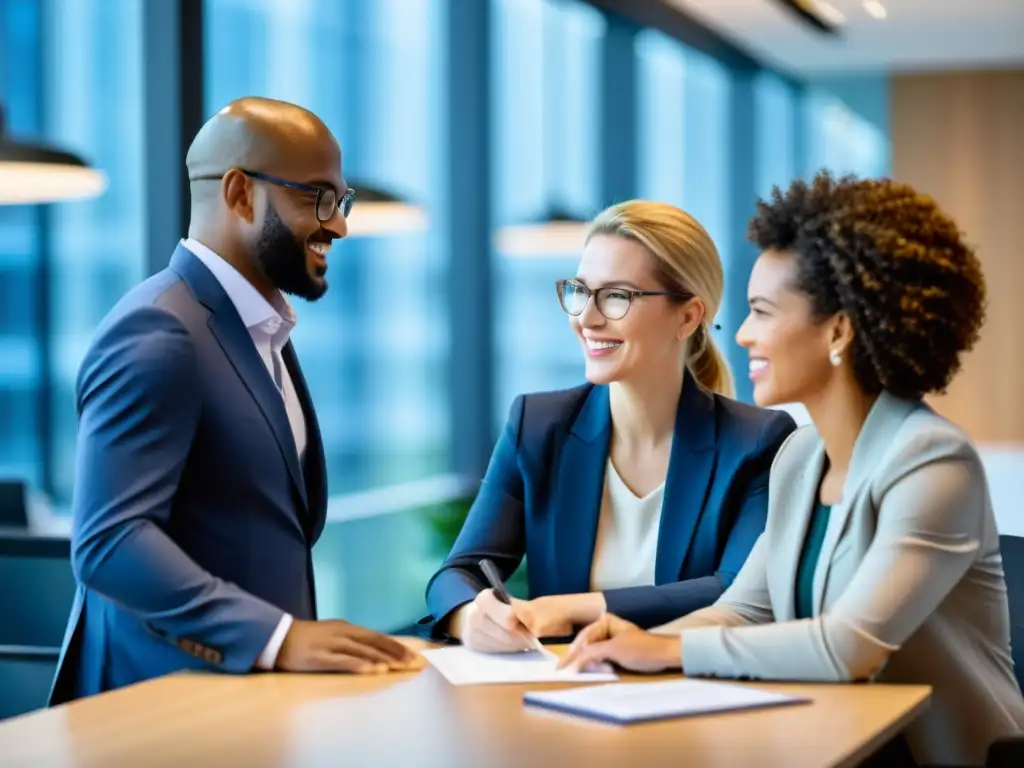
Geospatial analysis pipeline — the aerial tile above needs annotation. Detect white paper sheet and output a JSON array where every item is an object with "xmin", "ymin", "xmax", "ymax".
[
  {"xmin": 523, "ymin": 679, "xmax": 809, "ymax": 724},
  {"xmin": 422, "ymin": 647, "xmax": 619, "ymax": 686}
]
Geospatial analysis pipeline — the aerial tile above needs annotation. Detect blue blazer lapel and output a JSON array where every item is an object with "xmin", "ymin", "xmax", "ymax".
[
  {"xmin": 555, "ymin": 385, "xmax": 611, "ymax": 594},
  {"xmin": 170, "ymin": 245, "xmax": 308, "ymax": 510},
  {"xmin": 654, "ymin": 370, "xmax": 718, "ymax": 584}
]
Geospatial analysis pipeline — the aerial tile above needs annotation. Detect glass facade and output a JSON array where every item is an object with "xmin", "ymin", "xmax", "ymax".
[
  {"xmin": 0, "ymin": 0, "xmax": 894, "ymax": 509},
  {"xmin": 637, "ymin": 30, "xmax": 733, "ymax": 329},
  {"xmin": 0, "ymin": 0, "xmax": 43, "ymax": 487},
  {"xmin": 637, "ymin": 29, "xmax": 688, "ymax": 208},
  {"xmin": 805, "ymin": 87, "xmax": 890, "ymax": 178},
  {"xmin": 755, "ymin": 72, "xmax": 799, "ymax": 199},
  {"xmin": 205, "ymin": 0, "xmax": 449, "ymax": 494},
  {"xmin": 490, "ymin": 0, "xmax": 604, "ymax": 428},
  {"xmin": 42, "ymin": 0, "xmax": 147, "ymax": 501}
]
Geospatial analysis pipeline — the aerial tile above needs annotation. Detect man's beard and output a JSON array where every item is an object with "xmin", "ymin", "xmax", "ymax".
[{"xmin": 255, "ymin": 202, "xmax": 328, "ymax": 301}]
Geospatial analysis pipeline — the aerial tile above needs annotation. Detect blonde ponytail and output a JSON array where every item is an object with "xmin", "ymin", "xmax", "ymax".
[{"xmin": 687, "ymin": 323, "xmax": 735, "ymax": 397}]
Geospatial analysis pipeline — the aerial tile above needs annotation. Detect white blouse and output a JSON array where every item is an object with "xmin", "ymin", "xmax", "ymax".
[{"xmin": 589, "ymin": 458, "xmax": 665, "ymax": 592}]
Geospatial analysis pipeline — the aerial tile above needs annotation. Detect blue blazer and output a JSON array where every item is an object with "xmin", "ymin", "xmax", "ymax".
[
  {"xmin": 49, "ymin": 244, "xmax": 327, "ymax": 704},
  {"xmin": 424, "ymin": 371, "xmax": 796, "ymax": 633}
]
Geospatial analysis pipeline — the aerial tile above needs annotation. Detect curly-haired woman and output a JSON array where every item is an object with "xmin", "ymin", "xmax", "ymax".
[{"xmin": 558, "ymin": 172, "xmax": 1024, "ymax": 767}]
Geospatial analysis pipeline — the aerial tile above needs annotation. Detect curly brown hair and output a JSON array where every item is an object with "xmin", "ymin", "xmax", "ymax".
[{"xmin": 747, "ymin": 171, "xmax": 986, "ymax": 401}]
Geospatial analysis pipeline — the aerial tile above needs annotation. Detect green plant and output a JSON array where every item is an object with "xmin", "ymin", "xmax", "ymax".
[{"xmin": 424, "ymin": 495, "xmax": 529, "ymax": 599}]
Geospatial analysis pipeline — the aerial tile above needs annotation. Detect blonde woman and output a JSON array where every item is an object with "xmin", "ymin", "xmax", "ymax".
[{"xmin": 422, "ymin": 200, "xmax": 795, "ymax": 652}]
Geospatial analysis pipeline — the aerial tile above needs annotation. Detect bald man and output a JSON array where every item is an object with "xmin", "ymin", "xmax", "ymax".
[{"xmin": 50, "ymin": 97, "xmax": 421, "ymax": 704}]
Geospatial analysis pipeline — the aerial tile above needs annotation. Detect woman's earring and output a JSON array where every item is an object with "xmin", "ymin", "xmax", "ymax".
[{"xmin": 829, "ymin": 349, "xmax": 842, "ymax": 367}]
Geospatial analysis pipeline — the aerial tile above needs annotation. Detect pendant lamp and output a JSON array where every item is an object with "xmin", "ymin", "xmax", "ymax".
[
  {"xmin": 494, "ymin": 206, "xmax": 590, "ymax": 258},
  {"xmin": 0, "ymin": 106, "xmax": 107, "ymax": 205},
  {"xmin": 345, "ymin": 183, "xmax": 428, "ymax": 237}
]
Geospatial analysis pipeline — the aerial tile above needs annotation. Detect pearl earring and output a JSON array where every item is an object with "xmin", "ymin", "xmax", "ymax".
[{"xmin": 829, "ymin": 349, "xmax": 842, "ymax": 367}]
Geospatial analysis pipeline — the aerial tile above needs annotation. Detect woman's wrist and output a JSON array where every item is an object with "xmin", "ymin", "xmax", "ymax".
[
  {"xmin": 568, "ymin": 592, "xmax": 608, "ymax": 625},
  {"xmin": 447, "ymin": 602, "xmax": 475, "ymax": 640},
  {"xmin": 663, "ymin": 634, "xmax": 684, "ymax": 672}
]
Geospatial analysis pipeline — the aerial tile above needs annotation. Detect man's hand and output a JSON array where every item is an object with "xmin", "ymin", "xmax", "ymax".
[
  {"xmin": 275, "ymin": 620, "xmax": 425, "ymax": 674},
  {"xmin": 557, "ymin": 613, "xmax": 682, "ymax": 674}
]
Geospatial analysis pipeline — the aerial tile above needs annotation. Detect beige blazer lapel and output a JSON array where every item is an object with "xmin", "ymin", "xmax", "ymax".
[
  {"xmin": 811, "ymin": 392, "xmax": 921, "ymax": 615},
  {"xmin": 773, "ymin": 442, "xmax": 827, "ymax": 621}
]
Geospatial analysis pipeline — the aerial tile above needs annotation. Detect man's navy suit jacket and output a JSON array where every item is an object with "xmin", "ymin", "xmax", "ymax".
[
  {"xmin": 49, "ymin": 244, "xmax": 327, "ymax": 704},
  {"xmin": 425, "ymin": 371, "xmax": 796, "ymax": 633}
]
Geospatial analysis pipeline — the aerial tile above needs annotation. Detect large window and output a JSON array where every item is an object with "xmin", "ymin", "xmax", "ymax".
[
  {"xmin": 755, "ymin": 71, "xmax": 798, "ymax": 198},
  {"xmin": 205, "ymin": 0, "xmax": 449, "ymax": 494},
  {"xmin": 805, "ymin": 87, "xmax": 889, "ymax": 178},
  {"xmin": 0, "ymin": 0, "xmax": 896, "ymax": 512},
  {"xmin": 637, "ymin": 31, "xmax": 733, "ymax": 343},
  {"xmin": 679, "ymin": 50, "xmax": 731, "ymax": 289},
  {"xmin": 43, "ymin": 0, "xmax": 147, "ymax": 503},
  {"xmin": 637, "ymin": 29, "xmax": 687, "ymax": 207},
  {"xmin": 0, "ymin": 0, "xmax": 145, "ymax": 506},
  {"xmin": 0, "ymin": 0, "xmax": 43, "ymax": 488},
  {"xmin": 491, "ymin": 0, "xmax": 604, "ymax": 428},
  {"xmin": 638, "ymin": 31, "xmax": 731, "ymax": 290}
]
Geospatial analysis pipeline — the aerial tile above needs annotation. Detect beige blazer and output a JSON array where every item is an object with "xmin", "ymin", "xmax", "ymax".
[{"xmin": 653, "ymin": 392, "xmax": 1024, "ymax": 766}]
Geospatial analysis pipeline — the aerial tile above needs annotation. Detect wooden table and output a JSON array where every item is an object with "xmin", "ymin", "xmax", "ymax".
[{"xmin": 0, "ymin": 643, "xmax": 929, "ymax": 768}]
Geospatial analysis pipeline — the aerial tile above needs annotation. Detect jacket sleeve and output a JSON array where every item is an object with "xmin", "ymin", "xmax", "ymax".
[
  {"xmin": 602, "ymin": 410, "xmax": 796, "ymax": 629},
  {"xmin": 679, "ymin": 431, "xmax": 988, "ymax": 682},
  {"xmin": 423, "ymin": 395, "xmax": 528, "ymax": 634},
  {"xmin": 71, "ymin": 307, "xmax": 284, "ymax": 672}
]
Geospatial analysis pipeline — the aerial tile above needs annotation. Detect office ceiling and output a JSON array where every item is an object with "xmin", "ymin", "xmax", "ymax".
[{"xmin": 666, "ymin": 0, "xmax": 1024, "ymax": 74}]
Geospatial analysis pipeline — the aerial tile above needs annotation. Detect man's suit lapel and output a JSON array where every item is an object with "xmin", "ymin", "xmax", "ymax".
[
  {"xmin": 554, "ymin": 385, "xmax": 610, "ymax": 594},
  {"xmin": 170, "ymin": 245, "xmax": 308, "ymax": 511},
  {"xmin": 283, "ymin": 342, "xmax": 327, "ymax": 542},
  {"xmin": 654, "ymin": 371, "xmax": 718, "ymax": 584}
]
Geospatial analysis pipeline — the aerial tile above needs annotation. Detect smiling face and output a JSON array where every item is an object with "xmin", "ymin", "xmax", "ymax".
[
  {"xmin": 256, "ymin": 148, "xmax": 347, "ymax": 301},
  {"xmin": 735, "ymin": 248, "xmax": 845, "ymax": 407},
  {"xmin": 252, "ymin": 191, "xmax": 342, "ymax": 302},
  {"xmin": 221, "ymin": 124, "xmax": 349, "ymax": 302},
  {"xmin": 568, "ymin": 233, "xmax": 703, "ymax": 386}
]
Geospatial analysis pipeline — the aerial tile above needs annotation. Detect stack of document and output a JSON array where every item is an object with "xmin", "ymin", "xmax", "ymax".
[
  {"xmin": 523, "ymin": 679, "xmax": 810, "ymax": 724},
  {"xmin": 422, "ymin": 648, "xmax": 810, "ymax": 726},
  {"xmin": 422, "ymin": 647, "xmax": 619, "ymax": 686}
]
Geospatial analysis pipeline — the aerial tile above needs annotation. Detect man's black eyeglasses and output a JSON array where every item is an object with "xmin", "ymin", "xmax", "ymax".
[{"xmin": 191, "ymin": 169, "xmax": 355, "ymax": 222}]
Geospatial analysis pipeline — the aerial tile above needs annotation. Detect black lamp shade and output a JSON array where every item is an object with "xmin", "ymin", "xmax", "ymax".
[
  {"xmin": 494, "ymin": 205, "xmax": 591, "ymax": 257},
  {"xmin": 345, "ymin": 181, "xmax": 427, "ymax": 236},
  {"xmin": 0, "ymin": 107, "xmax": 107, "ymax": 205}
]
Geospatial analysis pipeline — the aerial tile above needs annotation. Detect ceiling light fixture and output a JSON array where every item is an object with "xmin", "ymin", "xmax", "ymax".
[
  {"xmin": 862, "ymin": 0, "xmax": 888, "ymax": 20},
  {"xmin": 344, "ymin": 184, "xmax": 428, "ymax": 237},
  {"xmin": 0, "ymin": 106, "xmax": 107, "ymax": 205},
  {"xmin": 770, "ymin": 1, "xmax": 844, "ymax": 34},
  {"xmin": 494, "ymin": 206, "xmax": 591, "ymax": 258}
]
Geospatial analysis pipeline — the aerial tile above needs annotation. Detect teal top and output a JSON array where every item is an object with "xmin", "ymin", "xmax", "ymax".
[{"xmin": 795, "ymin": 502, "xmax": 831, "ymax": 620}]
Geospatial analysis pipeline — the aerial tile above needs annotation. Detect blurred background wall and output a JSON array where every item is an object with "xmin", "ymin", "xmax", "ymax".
[{"xmin": 891, "ymin": 70, "xmax": 1024, "ymax": 446}]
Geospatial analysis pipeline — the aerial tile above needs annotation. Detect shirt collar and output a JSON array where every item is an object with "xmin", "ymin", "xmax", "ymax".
[{"xmin": 182, "ymin": 238, "xmax": 296, "ymax": 339}]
